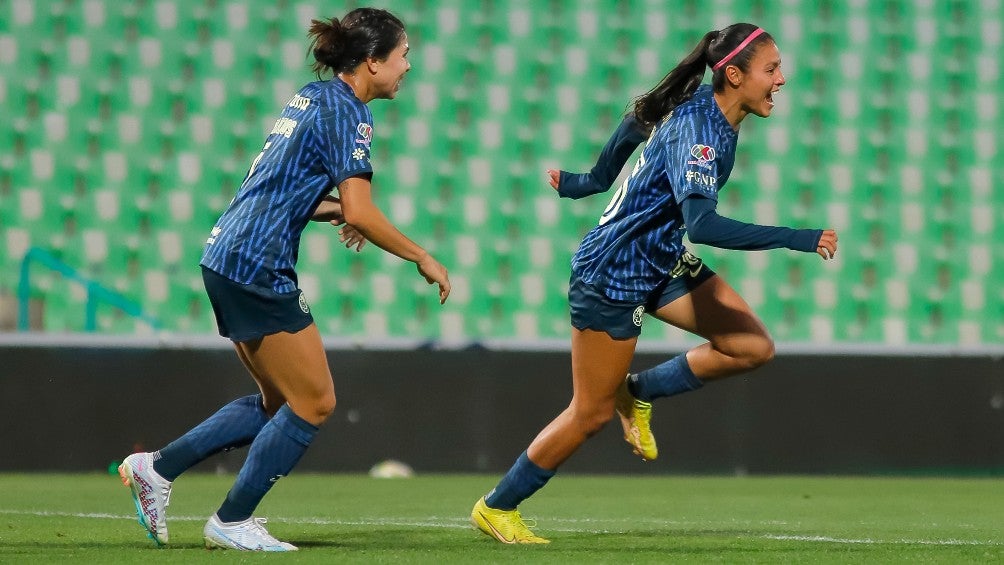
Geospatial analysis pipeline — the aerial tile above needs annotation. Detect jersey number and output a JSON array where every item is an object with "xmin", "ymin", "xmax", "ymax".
[
  {"xmin": 243, "ymin": 141, "xmax": 273, "ymax": 186},
  {"xmin": 598, "ymin": 152, "xmax": 646, "ymax": 225}
]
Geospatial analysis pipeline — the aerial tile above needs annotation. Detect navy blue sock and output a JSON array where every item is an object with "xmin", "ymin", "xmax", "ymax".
[
  {"xmin": 627, "ymin": 353, "xmax": 703, "ymax": 402},
  {"xmin": 484, "ymin": 451, "xmax": 556, "ymax": 511},
  {"xmin": 152, "ymin": 394, "xmax": 270, "ymax": 482},
  {"xmin": 215, "ymin": 404, "xmax": 318, "ymax": 523}
]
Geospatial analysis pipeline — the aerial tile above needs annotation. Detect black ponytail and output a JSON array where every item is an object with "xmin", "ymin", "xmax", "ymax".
[
  {"xmin": 632, "ymin": 23, "xmax": 773, "ymax": 129},
  {"xmin": 307, "ymin": 8, "xmax": 406, "ymax": 78}
]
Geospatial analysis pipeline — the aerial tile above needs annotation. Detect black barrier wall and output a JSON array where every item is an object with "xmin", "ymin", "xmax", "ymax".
[{"xmin": 1, "ymin": 345, "xmax": 1002, "ymax": 474}]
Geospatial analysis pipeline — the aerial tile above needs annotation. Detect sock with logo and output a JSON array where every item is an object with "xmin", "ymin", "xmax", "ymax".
[
  {"xmin": 152, "ymin": 394, "xmax": 270, "ymax": 482},
  {"xmin": 484, "ymin": 451, "xmax": 556, "ymax": 511},
  {"xmin": 627, "ymin": 353, "xmax": 703, "ymax": 402},
  {"xmin": 215, "ymin": 404, "xmax": 319, "ymax": 523}
]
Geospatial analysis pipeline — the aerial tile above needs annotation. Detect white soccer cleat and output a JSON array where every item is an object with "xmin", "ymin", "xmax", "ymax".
[
  {"xmin": 204, "ymin": 514, "xmax": 298, "ymax": 551},
  {"xmin": 118, "ymin": 452, "xmax": 172, "ymax": 545}
]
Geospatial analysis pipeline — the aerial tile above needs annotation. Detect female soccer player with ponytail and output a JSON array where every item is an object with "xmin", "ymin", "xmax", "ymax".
[
  {"xmin": 472, "ymin": 23, "xmax": 837, "ymax": 544},
  {"xmin": 118, "ymin": 8, "xmax": 449, "ymax": 551}
]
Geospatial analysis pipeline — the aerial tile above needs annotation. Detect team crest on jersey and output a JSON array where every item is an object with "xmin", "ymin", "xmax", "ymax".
[
  {"xmin": 356, "ymin": 122, "xmax": 373, "ymax": 146},
  {"xmin": 632, "ymin": 306, "xmax": 644, "ymax": 327},
  {"xmin": 688, "ymin": 144, "xmax": 716, "ymax": 169},
  {"xmin": 298, "ymin": 292, "xmax": 310, "ymax": 314},
  {"xmin": 691, "ymin": 144, "xmax": 716, "ymax": 161}
]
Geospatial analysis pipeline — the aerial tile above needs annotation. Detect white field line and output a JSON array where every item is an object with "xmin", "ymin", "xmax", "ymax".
[
  {"xmin": 762, "ymin": 534, "xmax": 1000, "ymax": 547},
  {"xmin": 1, "ymin": 509, "xmax": 1000, "ymax": 547}
]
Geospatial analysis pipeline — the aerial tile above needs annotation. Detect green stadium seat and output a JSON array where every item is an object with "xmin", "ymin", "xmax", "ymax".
[
  {"xmin": 40, "ymin": 273, "xmax": 88, "ymax": 332},
  {"xmin": 1, "ymin": 0, "xmax": 996, "ymax": 344}
]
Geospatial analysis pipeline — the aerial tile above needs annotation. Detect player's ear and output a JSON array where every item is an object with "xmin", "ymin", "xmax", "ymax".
[
  {"xmin": 364, "ymin": 56, "xmax": 381, "ymax": 76},
  {"xmin": 726, "ymin": 65, "xmax": 743, "ymax": 87}
]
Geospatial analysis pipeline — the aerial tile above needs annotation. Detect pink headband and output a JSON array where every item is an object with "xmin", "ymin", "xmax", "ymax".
[{"xmin": 712, "ymin": 27, "xmax": 765, "ymax": 71}]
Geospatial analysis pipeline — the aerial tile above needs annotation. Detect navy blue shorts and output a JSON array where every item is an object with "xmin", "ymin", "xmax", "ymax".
[
  {"xmin": 201, "ymin": 266, "xmax": 314, "ymax": 342},
  {"xmin": 569, "ymin": 250, "xmax": 716, "ymax": 339}
]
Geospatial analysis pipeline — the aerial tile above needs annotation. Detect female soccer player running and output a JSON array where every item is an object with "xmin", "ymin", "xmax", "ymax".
[
  {"xmin": 118, "ymin": 9, "xmax": 449, "ymax": 551},
  {"xmin": 472, "ymin": 24, "xmax": 837, "ymax": 544}
]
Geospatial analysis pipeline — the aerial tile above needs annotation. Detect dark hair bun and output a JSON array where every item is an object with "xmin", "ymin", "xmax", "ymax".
[{"xmin": 307, "ymin": 9, "xmax": 406, "ymax": 77}]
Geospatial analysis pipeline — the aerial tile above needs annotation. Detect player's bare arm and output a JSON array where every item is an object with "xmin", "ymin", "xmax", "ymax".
[
  {"xmin": 310, "ymin": 194, "xmax": 344, "ymax": 223},
  {"xmin": 338, "ymin": 176, "xmax": 450, "ymax": 303}
]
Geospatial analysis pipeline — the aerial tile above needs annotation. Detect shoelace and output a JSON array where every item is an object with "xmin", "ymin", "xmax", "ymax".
[
  {"xmin": 246, "ymin": 518, "xmax": 283, "ymax": 544},
  {"xmin": 513, "ymin": 511, "xmax": 538, "ymax": 531}
]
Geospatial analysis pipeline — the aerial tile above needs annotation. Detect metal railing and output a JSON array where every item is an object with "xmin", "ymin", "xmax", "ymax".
[{"xmin": 17, "ymin": 247, "xmax": 160, "ymax": 331}]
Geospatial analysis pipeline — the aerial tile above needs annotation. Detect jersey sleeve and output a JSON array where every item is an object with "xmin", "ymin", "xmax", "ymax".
[
  {"xmin": 557, "ymin": 114, "xmax": 648, "ymax": 200},
  {"xmin": 664, "ymin": 112, "xmax": 722, "ymax": 203},
  {"xmin": 683, "ymin": 195, "xmax": 823, "ymax": 252},
  {"xmin": 317, "ymin": 103, "xmax": 374, "ymax": 186}
]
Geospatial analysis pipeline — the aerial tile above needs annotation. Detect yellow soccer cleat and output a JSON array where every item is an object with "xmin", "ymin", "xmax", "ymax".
[
  {"xmin": 471, "ymin": 497, "xmax": 550, "ymax": 544},
  {"xmin": 616, "ymin": 378, "xmax": 658, "ymax": 461}
]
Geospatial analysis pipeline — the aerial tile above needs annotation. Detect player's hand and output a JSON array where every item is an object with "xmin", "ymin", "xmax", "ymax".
[
  {"xmin": 417, "ymin": 254, "xmax": 451, "ymax": 304},
  {"xmin": 816, "ymin": 229, "xmax": 838, "ymax": 260},
  {"xmin": 312, "ymin": 195, "xmax": 344, "ymax": 223},
  {"xmin": 337, "ymin": 223, "xmax": 366, "ymax": 252},
  {"xmin": 546, "ymin": 169, "xmax": 560, "ymax": 191}
]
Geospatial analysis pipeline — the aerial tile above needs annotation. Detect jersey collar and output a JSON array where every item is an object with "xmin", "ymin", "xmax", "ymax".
[{"xmin": 693, "ymin": 85, "xmax": 737, "ymax": 138}]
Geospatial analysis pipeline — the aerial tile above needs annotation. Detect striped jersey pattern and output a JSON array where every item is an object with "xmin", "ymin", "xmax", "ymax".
[
  {"xmin": 201, "ymin": 79, "xmax": 374, "ymax": 293},
  {"xmin": 572, "ymin": 84, "xmax": 739, "ymax": 303}
]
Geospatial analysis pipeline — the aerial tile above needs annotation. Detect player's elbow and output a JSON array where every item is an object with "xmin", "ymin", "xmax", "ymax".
[
  {"xmin": 339, "ymin": 203, "xmax": 370, "ymax": 228},
  {"xmin": 686, "ymin": 225, "xmax": 713, "ymax": 246},
  {"xmin": 584, "ymin": 172, "xmax": 608, "ymax": 192}
]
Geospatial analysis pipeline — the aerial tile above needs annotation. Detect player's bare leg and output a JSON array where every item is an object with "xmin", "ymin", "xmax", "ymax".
[
  {"xmin": 233, "ymin": 343, "xmax": 284, "ymax": 417},
  {"xmin": 234, "ymin": 323, "xmax": 336, "ymax": 426},
  {"xmin": 526, "ymin": 328, "xmax": 637, "ymax": 470},
  {"xmin": 653, "ymin": 274, "xmax": 774, "ymax": 379}
]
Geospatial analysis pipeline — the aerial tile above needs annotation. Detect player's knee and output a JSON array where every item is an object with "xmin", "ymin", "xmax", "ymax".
[
  {"xmin": 574, "ymin": 404, "xmax": 615, "ymax": 436},
  {"xmin": 742, "ymin": 334, "xmax": 775, "ymax": 370},
  {"xmin": 314, "ymin": 393, "xmax": 337, "ymax": 422},
  {"xmin": 294, "ymin": 392, "xmax": 336, "ymax": 425}
]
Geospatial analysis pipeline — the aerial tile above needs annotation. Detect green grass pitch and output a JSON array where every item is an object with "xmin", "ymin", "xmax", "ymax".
[{"xmin": 0, "ymin": 473, "xmax": 1000, "ymax": 563}]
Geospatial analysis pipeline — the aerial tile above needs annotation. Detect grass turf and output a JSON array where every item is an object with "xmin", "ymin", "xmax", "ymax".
[{"xmin": 0, "ymin": 473, "xmax": 1000, "ymax": 563}]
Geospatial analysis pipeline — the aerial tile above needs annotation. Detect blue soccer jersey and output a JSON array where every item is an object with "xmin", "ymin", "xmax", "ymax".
[
  {"xmin": 572, "ymin": 84, "xmax": 738, "ymax": 302},
  {"xmin": 201, "ymin": 79, "xmax": 374, "ymax": 293}
]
